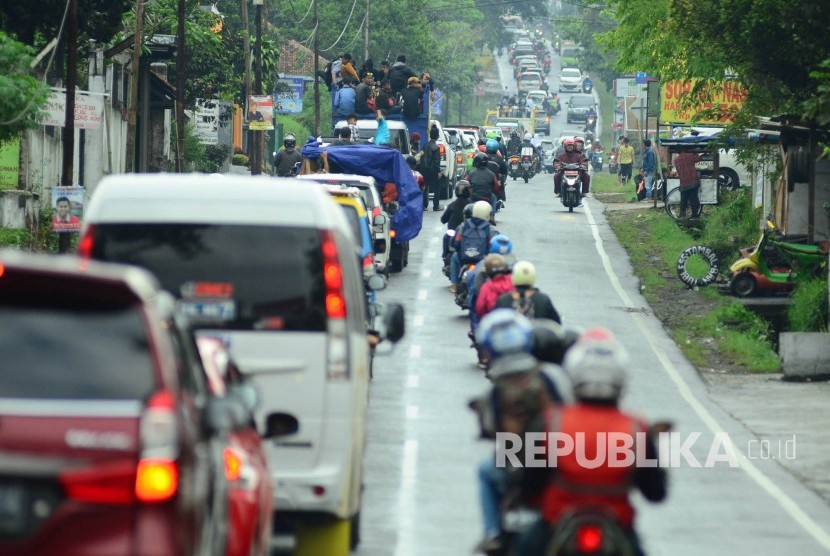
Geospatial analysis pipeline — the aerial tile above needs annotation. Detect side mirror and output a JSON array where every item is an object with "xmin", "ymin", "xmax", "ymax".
[
  {"xmin": 384, "ymin": 303, "xmax": 405, "ymax": 343},
  {"xmin": 373, "ymin": 214, "xmax": 387, "ymax": 227},
  {"xmin": 373, "ymin": 238, "xmax": 387, "ymax": 254},
  {"xmin": 229, "ymin": 380, "xmax": 259, "ymax": 414},
  {"xmin": 263, "ymin": 412, "xmax": 299, "ymax": 439},
  {"xmin": 367, "ymin": 274, "xmax": 387, "ymax": 291}
]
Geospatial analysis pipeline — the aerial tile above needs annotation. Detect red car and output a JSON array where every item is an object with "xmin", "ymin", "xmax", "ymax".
[
  {"xmin": 195, "ymin": 335, "xmax": 274, "ymax": 556},
  {"xmin": 0, "ymin": 252, "xmax": 234, "ymax": 556}
]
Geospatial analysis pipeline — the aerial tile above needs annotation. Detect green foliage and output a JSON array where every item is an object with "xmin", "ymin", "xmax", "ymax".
[
  {"xmin": 279, "ymin": 116, "xmax": 312, "ymax": 145},
  {"xmin": 0, "ymin": 0, "xmax": 131, "ymax": 45},
  {"xmin": 232, "ymin": 153, "xmax": 248, "ymax": 166},
  {"xmin": 203, "ymin": 143, "xmax": 231, "ymax": 172},
  {"xmin": 803, "ymin": 59, "xmax": 830, "ymax": 126},
  {"xmin": 0, "ymin": 32, "xmax": 49, "ymax": 144},
  {"xmin": 788, "ymin": 278, "xmax": 829, "ymax": 332},
  {"xmin": 698, "ymin": 191, "xmax": 760, "ymax": 265},
  {"xmin": 0, "ymin": 228, "xmax": 31, "ymax": 249}
]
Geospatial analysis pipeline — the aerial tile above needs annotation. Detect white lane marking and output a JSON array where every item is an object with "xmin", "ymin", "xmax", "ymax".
[
  {"xmin": 418, "ymin": 289, "xmax": 428, "ymax": 300},
  {"xmin": 406, "ymin": 405, "xmax": 419, "ymax": 420},
  {"xmin": 413, "ymin": 315, "xmax": 425, "ymax": 327},
  {"xmin": 407, "ymin": 375, "xmax": 420, "ymax": 388},
  {"xmin": 421, "ymin": 268, "xmax": 432, "ymax": 279},
  {"xmin": 583, "ymin": 202, "xmax": 830, "ymax": 551},
  {"xmin": 409, "ymin": 344, "xmax": 422, "ymax": 359},
  {"xmin": 395, "ymin": 439, "xmax": 419, "ymax": 556}
]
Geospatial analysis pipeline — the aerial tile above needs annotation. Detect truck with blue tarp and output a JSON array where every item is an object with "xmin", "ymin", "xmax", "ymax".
[{"xmin": 325, "ymin": 144, "xmax": 423, "ymax": 272}]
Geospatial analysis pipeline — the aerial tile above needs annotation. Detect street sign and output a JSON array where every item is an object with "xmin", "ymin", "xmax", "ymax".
[
  {"xmin": 635, "ymin": 72, "xmax": 655, "ymax": 84},
  {"xmin": 276, "ymin": 75, "xmax": 306, "ymax": 115}
]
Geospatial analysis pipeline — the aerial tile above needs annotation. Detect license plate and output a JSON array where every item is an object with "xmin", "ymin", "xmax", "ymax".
[
  {"xmin": 0, "ymin": 483, "xmax": 26, "ymax": 535},
  {"xmin": 178, "ymin": 300, "xmax": 237, "ymax": 322}
]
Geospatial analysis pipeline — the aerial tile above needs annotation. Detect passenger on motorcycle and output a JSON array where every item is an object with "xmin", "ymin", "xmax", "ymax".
[
  {"xmin": 467, "ymin": 152, "xmax": 501, "ymax": 217},
  {"xmin": 449, "ymin": 200, "xmax": 493, "ymax": 293},
  {"xmin": 475, "ymin": 254, "xmax": 515, "ymax": 320},
  {"xmin": 495, "ymin": 261, "xmax": 562, "ymax": 323},
  {"xmin": 507, "ymin": 131, "xmax": 522, "ymax": 156},
  {"xmin": 469, "ymin": 311, "xmax": 573, "ymax": 553},
  {"xmin": 486, "ymin": 139, "xmax": 508, "ymax": 200},
  {"xmin": 573, "ymin": 136, "xmax": 591, "ymax": 195},
  {"xmin": 440, "ymin": 180, "xmax": 472, "ymax": 264},
  {"xmin": 514, "ymin": 330, "xmax": 668, "ymax": 556},
  {"xmin": 467, "ymin": 235, "xmax": 515, "ymax": 347}
]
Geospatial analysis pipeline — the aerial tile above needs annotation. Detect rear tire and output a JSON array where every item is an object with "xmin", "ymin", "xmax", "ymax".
[
  {"xmin": 350, "ymin": 510, "xmax": 361, "ymax": 550},
  {"xmin": 568, "ymin": 205, "xmax": 574, "ymax": 212},
  {"xmin": 523, "ymin": 175, "xmax": 529, "ymax": 183}
]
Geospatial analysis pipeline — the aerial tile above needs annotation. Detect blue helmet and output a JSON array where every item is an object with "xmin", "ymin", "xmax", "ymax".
[
  {"xmin": 485, "ymin": 139, "xmax": 499, "ymax": 154},
  {"xmin": 475, "ymin": 309, "xmax": 534, "ymax": 360},
  {"xmin": 489, "ymin": 234, "xmax": 512, "ymax": 255}
]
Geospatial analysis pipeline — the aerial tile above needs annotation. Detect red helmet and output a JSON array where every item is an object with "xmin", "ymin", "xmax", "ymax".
[
  {"xmin": 574, "ymin": 136, "xmax": 585, "ymax": 145},
  {"xmin": 563, "ymin": 138, "xmax": 575, "ymax": 149}
]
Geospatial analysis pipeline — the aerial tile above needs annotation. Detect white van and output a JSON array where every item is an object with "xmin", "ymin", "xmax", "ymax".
[
  {"xmin": 334, "ymin": 118, "xmax": 411, "ymax": 154},
  {"xmin": 80, "ymin": 174, "xmax": 391, "ymax": 552}
]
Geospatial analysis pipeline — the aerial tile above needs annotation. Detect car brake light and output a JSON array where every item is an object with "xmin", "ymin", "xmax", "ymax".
[
  {"xmin": 135, "ymin": 459, "xmax": 178, "ymax": 502},
  {"xmin": 78, "ymin": 224, "xmax": 96, "ymax": 258},
  {"xmin": 223, "ymin": 448, "xmax": 243, "ymax": 482},
  {"xmin": 0, "ymin": 262, "xmax": 4, "ymax": 278},
  {"xmin": 456, "ymin": 153, "xmax": 463, "ymax": 164},
  {"xmin": 439, "ymin": 144, "xmax": 446, "ymax": 159},
  {"xmin": 320, "ymin": 230, "xmax": 346, "ymax": 320},
  {"xmin": 390, "ymin": 229, "xmax": 396, "ymax": 239},
  {"xmin": 59, "ymin": 460, "xmax": 136, "ymax": 505},
  {"xmin": 136, "ymin": 391, "xmax": 179, "ymax": 502},
  {"xmin": 575, "ymin": 524, "xmax": 603, "ymax": 552}
]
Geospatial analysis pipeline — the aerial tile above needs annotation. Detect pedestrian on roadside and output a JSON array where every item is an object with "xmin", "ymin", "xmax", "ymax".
[
  {"xmin": 673, "ymin": 150, "xmax": 702, "ymax": 218},
  {"xmin": 420, "ymin": 124, "xmax": 443, "ymax": 211},
  {"xmin": 641, "ymin": 139, "xmax": 656, "ymax": 199},
  {"xmin": 618, "ymin": 137, "xmax": 634, "ymax": 186}
]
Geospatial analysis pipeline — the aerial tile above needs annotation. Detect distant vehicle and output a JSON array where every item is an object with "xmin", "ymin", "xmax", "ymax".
[
  {"xmin": 559, "ymin": 67, "xmax": 583, "ymax": 92},
  {"xmin": 518, "ymin": 71, "xmax": 544, "ymax": 92},
  {"xmin": 0, "ymin": 251, "xmax": 247, "ymax": 556},
  {"xmin": 566, "ymin": 94, "xmax": 597, "ymax": 124}
]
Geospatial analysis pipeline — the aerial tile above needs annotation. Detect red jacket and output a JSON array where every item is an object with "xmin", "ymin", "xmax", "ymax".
[
  {"xmin": 475, "ymin": 274, "xmax": 514, "ymax": 318},
  {"xmin": 541, "ymin": 404, "xmax": 648, "ymax": 528}
]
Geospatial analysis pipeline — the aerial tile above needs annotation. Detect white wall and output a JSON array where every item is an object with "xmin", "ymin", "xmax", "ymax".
[{"xmin": 788, "ymin": 158, "xmax": 830, "ymax": 239}]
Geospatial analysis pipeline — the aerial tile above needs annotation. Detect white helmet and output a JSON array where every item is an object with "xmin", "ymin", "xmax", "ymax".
[
  {"xmin": 472, "ymin": 200, "xmax": 492, "ymax": 220},
  {"xmin": 564, "ymin": 331, "xmax": 629, "ymax": 402},
  {"xmin": 512, "ymin": 260, "xmax": 536, "ymax": 287},
  {"xmin": 524, "ymin": 132, "xmax": 532, "ymax": 141}
]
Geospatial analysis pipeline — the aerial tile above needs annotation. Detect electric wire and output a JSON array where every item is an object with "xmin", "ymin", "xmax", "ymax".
[
  {"xmin": 319, "ymin": 0, "xmax": 360, "ymax": 52},
  {"xmin": 340, "ymin": 12, "xmax": 367, "ymax": 53},
  {"xmin": 292, "ymin": 0, "xmax": 314, "ymax": 24}
]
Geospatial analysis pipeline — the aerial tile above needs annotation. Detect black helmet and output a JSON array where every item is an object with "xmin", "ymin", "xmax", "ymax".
[
  {"xmin": 463, "ymin": 202, "xmax": 474, "ymax": 219},
  {"xmin": 473, "ymin": 152, "xmax": 489, "ymax": 169},
  {"xmin": 531, "ymin": 320, "xmax": 581, "ymax": 366},
  {"xmin": 284, "ymin": 133, "xmax": 296, "ymax": 148},
  {"xmin": 406, "ymin": 155, "xmax": 418, "ymax": 168},
  {"xmin": 510, "ymin": 131, "xmax": 518, "ymax": 139},
  {"xmin": 455, "ymin": 179, "xmax": 471, "ymax": 197}
]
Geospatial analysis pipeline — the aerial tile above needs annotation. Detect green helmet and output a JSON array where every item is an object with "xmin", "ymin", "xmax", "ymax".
[{"xmin": 486, "ymin": 130, "xmax": 499, "ymax": 139}]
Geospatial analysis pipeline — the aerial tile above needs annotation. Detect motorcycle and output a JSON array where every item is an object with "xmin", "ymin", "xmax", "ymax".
[
  {"xmin": 455, "ymin": 262, "xmax": 478, "ymax": 310},
  {"xmin": 582, "ymin": 79, "xmax": 593, "ymax": 94},
  {"xmin": 584, "ymin": 114, "xmax": 596, "ymax": 131},
  {"xmin": 559, "ymin": 163, "xmax": 584, "ymax": 212},
  {"xmin": 608, "ymin": 150, "xmax": 619, "ymax": 174},
  {"xmin": 520, "ymin": 147, "xmax": 535, "ymax": 183},
  {"xmin": 508, "ymin": 155, "xmax": 521, "ymax": 181},
  {"xmin": 729, "ymin": 219, "xmax": 829, "ymax": 297},
  {"xmin": 591, "ymin": 150, "xmax": 604, "ymax": 172}
]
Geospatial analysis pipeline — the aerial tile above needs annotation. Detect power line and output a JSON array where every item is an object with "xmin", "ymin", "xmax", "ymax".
[
  {"xmin": 424, "ymin": 0, "xmax": 540, "ymax": 14},
  {"xmin": 298, "ymin": 20, "xmax": 318, "ymax": 45},
  {"xmin": 320, "ymin": 0, "xmax": 359, "ymax": 52},
  {"xmin": 341, "ymin": 12, "xmax": 367, "ymax": 53},
  {"xmin": 293, "ymin": 0, "xmax": 314, "ymax": 24}
]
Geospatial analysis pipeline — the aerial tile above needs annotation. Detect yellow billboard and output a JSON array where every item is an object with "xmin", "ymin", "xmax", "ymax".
[{"xmin": 660, "ymin": 80, "xmax": 747, "ymax": 125}]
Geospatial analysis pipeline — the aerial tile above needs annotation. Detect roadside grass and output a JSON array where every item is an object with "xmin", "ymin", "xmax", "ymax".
[
  {"xmin": 0, "ymin": 228, "xmax": 31, "ymax": 249},
  {"xmin": 607, "ymin": 208, "xmax": 780, "ymax": 373},
  {"xmin": 0, "ymin": 209, "xmax": 73, "ymax": 254}
]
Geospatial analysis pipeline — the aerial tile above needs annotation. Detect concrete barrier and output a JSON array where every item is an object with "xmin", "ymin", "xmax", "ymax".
[{"xmin": 780, "ymin": 332, "xmax": 830, "ymax": 378}]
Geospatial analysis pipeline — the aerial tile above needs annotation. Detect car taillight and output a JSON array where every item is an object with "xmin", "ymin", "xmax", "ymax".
[
  {"xmin": 575, "ymin": 524, "xmax": 603, "ymax": 553},
  {"xmin": 439, "ymin": 144, "xmax": 446, "ymax": 159},
  {"xmin": 223, "ymin": 448, "xmax": 243, "ymax": 482},
  {"xmin": 372, "ymin": 206, "xmax": 381, "ymax": 218},
  {"xmin": 456, "ymin": 153, "xmax": 463, "ymax": 164},
  {"xmin": 78, "ymin": 224, "xmax": 96, "ymax": 258},
  {"xmin": 320, "ymin": 230, "xmax": 349, "ymax": 380},
  {"xmin": 320, "ymin": 230, "xmax": 346, "ymax": 320},
  {"xmin": 136, "ymin": 391, "xmax": 179, "ymax": 503},
  {"xmin": 390, "ymin": 229, "xmax": 396, "ymax": 239},
  {"xmin": 59, "ymin": 460, "xmax": 136, "ymax": 505}
]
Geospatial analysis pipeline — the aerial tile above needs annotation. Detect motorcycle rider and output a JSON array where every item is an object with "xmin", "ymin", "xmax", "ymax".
[
  {"xmin": 496, "ymin": 261, "xmax": 562, "ymax": 323},
  {"xmin": 272, "ymin": 133, "xmax": 303, "ymax": 177},
  {"xmin": 485, "ymin": 139, "xmax": 508, "ymax": 204},
  {"xmin": 475, "ymin": 254, "xmax": 515, "ymax": 321},
  {"xmin": 506, "ymin": 131, "xmax": 522, "ymax": 156},
  {"xmin": 585, "ymin": 105, "xmax": 598, "ymax": 130},
  {"xmin": 514, "ymin": 329, "xmax": 668, "ymax": 556},
  {"xmin": 467, "ymin": 235, "xmax": 514, "ymax": 354},
  {"xmin": 470, "ymin": 310, "xmax": 574, "ymax": 553},
  {"xmin": 449, "ymin": 200, "xmax": 493, "ymax": 293},
  {"xmin": 467, "ymin": 152, "xmax": 501, "ymax": 219},
  {"xmin": 440, "ymin": 180, "xmax": 473, "ymax": 269},
  {"xmin": 553, "ymin": 139, "xmax": 585, "ymax": 196}
]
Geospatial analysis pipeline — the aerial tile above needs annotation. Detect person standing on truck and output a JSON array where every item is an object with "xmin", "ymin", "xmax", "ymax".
[
  {"xmin": 355, "ymin": 73, "xmax": 375, "ymax": 117},
  {"xmin": 334, "ymin": 78, "xmax": 357, "ymax": 118},
  {"xmin": 402, "ymin": 76, "xmax": 424, "ymax": 119},
  {"xmin": 388, "ymin": 54, "xmax": 417, "ymax": 96}
]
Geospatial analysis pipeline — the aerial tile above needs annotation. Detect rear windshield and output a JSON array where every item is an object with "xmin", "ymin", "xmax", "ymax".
[
  {"xmin": 562, "ymin": 48, "xmax": 580, "ymax": 57},
  {"xmin": 571, "ymin": 96, "xmax": 594, "ymax": 107},
  {"xmin": 92, "ymin": 224, "xmax": 326, "ymax": 332},
  {"xmin": 0, "ymin": 306, "xmax": 154, "ymax": 400}
]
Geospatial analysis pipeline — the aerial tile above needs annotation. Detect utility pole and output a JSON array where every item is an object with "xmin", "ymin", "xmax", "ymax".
[
  {"xmin": 363, "ymin": 0, "xmax": 369, "ymax": 62},
  {"xmin": 175, "ymin": 0, "xmax": 185, "ymax": 172},
  {"xmin": 252, "ymin": 0, "xmax": 263, "ymax": 174},
  {"xmin": 125, "ymin": 0, "xmax": 144, "ymax": 173},
  {"xmin": 59, "ymin": 0, "xmax": 78, "ymax": 253},
  {"xmin": 313, "ymin": 0, "xmax": 319, "ymax": 136},
  {"xmin": 242, "ymin": 0, "xmax": 252, "ymax": 168}
]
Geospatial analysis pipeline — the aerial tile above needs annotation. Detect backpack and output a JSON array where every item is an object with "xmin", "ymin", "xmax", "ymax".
[
  {"xmin": 321, "ymin": 61, "xmax": 334, "ymax": 91},
  {"xmin": 459, "ymin": 220, "xmax": 490, "ymax": 264},
  {"xmin": 511, "ymin": 290, "xmax": 536, "ymax": 319},
  {"xmin": 330, "ymin": 58, "xmax": 343, "ymax": 88}
]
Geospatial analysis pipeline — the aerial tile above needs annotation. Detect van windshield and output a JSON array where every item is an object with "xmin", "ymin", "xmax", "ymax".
[
  {"xmin": 92, "ymin": 224, "xmax": 326, "ymax": 331},
  {"xmin": 0, "ymin": 306, "xmax": 154, "ymax": 400}
]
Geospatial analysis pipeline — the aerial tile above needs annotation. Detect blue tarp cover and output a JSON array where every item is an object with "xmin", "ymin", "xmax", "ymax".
[{"xmin": 325, "ymin": 144, "xmax": 423, "ymax": 242}]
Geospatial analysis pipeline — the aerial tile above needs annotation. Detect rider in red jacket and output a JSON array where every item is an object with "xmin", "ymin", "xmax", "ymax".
[
  {"xmin": 553, "ymin": 139, "xmax": 588, "ymax": 196},
  {"xmin": 475, "ymin": 254, "xmax": 515, "ymax": 319}
]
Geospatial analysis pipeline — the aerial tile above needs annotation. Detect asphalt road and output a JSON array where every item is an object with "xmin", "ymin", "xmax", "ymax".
[{"xmin": 354, "ymin": 48, "xmax": 830, "ymax": 556}]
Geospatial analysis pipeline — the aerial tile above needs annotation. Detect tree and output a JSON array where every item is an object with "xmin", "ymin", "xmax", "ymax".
[
  {"xmin": 0, "ymin": 32, "xmax": 49, "ymax": 144},
  {"xmin": 0, "ymin": 0, "xmax": 131, "ymax": 45}
]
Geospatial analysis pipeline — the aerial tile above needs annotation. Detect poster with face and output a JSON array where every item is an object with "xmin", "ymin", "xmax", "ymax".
[{"xmin": 51, "ymin": 186, "xmax": 84, "ymax": 233}]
